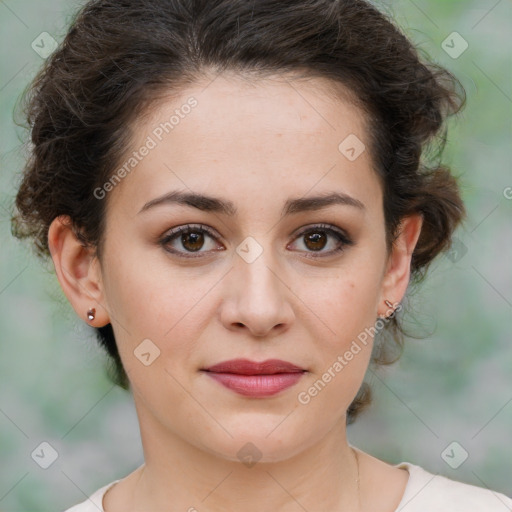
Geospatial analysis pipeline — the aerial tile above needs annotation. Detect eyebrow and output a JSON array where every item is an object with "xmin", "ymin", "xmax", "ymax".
[{"xmin": 138, "ymin": 190, "xmax": 365, "ymax": 216}]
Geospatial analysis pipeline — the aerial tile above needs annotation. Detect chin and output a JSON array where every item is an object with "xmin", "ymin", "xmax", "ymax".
[{"xmin": 196, "ymin": 419, "xmax": 316, "ymax": 465}]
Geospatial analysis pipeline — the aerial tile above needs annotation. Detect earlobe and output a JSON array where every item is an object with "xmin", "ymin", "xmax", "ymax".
[
  {"xmin": 47, "ymin": 215, "xmax": 110, "ymax": 326},
  {"xmin": 377, "ymin": 214, "xmax": 423, "ymax": 317}
]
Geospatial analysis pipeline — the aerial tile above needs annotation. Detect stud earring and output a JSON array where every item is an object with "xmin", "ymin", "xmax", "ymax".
[
  {"xmin": 87, "ymin": 308, "xmax": 96, "ymax": 321},
  {"xmin": 378, "ymin": 299, "xmax": 396, "ymax": 320}
]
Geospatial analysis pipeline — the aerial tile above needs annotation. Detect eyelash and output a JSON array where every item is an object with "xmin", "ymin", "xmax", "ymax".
[{"xmin": 159, "ymin": 223, "xmax": 354, "ymax": 259}]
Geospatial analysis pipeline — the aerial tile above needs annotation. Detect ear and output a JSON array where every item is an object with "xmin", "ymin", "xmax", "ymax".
[
  {"xmin": 47, "ymin": 215, "xmax": 110, "ymax": 327},
  {"xmin": 377, "ymin": 214, "xmax": 423, "ymax": 317}
]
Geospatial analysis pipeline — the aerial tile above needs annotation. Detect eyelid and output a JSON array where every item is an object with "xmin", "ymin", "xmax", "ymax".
[
  {"xmin": 160, "ymin": 223, "xmax": 223, "ymax": 253},
  {"xmin": 287, "ymin": 223, "xmax": 354, "ymax": 255},
  {"xmin": 159, "ymin": 222, "xmax": 354, "ymax": 258},
  {"xmin": 292, "ymin": 223, "xmax": 351, "ymax": 241}
]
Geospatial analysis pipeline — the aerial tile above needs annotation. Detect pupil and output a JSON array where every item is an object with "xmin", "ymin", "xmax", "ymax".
[
  {"xmin": 183, "ymin": 231, "xmax": 204, "ymax": 251},
  {"xmin": 305, "ymin": 232, "xmax": 326, "ymax": 251}
]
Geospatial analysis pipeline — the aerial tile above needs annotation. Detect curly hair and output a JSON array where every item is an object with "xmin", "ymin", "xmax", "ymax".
[{"xmin": 11, "ymin": 0, "xmax": 467, "ymax": 423}]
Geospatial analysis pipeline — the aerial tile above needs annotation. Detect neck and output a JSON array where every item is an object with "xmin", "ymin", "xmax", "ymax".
[{"xmin": 131, "ymin": 404, "xmax": 361, "ymax": 512}]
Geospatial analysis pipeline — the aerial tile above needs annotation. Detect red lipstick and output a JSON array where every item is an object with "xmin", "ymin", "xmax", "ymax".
[{"xmin": 202, "ymin": 358, "xmax": 306, "ymax": 397}]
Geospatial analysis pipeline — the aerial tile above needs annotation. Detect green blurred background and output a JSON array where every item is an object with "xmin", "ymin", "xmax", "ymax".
[{"xmin": 1, "ymin": 0, "xmax": 511, "ymax": 509}]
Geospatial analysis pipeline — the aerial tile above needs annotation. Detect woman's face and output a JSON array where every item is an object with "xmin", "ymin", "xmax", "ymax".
[{"xmin": 95, "ymin": 73, "xmax": 409, "ymax": 462}]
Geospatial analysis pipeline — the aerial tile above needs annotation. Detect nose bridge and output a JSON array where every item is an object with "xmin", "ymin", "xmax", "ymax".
[
  {"xmin": 236, "ymin": 236, "xmax": 283, "ymax": 305},
  {"xmin": 224, "ymin": 235, "xmax": 293, "ymax": 336}
]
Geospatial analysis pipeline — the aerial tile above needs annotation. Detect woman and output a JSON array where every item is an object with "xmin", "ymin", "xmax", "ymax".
[{"xmin": 11, "ymin": 0, "xmax": 512, "ymax": 510}]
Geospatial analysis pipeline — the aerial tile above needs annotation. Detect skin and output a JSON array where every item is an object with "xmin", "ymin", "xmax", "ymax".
[{"xmin": 48, "ymin": 72, "xmax": 422, "ymax": 511}]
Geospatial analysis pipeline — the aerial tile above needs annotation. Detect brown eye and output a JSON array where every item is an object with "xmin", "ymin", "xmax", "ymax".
[
  {"xmin": 180, "ymin": 230, "xmax": 205, "ymax": 252},
  {"xmin": 289, "ymin": 224, "xmax": 354, "ymax": 257},
  {"xmin": 303, "ymin": 231, "xmax": 328, "ymax": 251},
  {"xmin": 160, "ymin": 224, "xmax": 223, "ymax": 257}
]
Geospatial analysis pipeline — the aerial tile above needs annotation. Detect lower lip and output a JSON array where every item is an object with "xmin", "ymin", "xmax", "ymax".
[{"xmin": 203, "ymin": 371, "xmax": 305, "ymax": 397}]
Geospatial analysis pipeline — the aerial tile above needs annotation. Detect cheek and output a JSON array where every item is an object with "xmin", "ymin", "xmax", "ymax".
[
  {"xmin": 298, "ymin": 261, "xmax": 383, "ymax": 398},
  {"xmin": 295, "ymin": 275, "xmax": 378, "ymax": 415},
  {"xmin": 100, "ymin": 245, "xmax": 215, "ymax": 367},
  {"xmin": 310, "ymin": 264, "xmax": 382, "ymax": 347}
]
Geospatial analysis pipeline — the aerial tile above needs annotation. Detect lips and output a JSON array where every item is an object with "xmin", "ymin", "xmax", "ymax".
[
  {"xmin": 203, "ymin": 358, "xmax": 305, "ymax": 375},
  {"xmin": 202, "ymin": 359, "xmax": 306, "ymax": 397}
]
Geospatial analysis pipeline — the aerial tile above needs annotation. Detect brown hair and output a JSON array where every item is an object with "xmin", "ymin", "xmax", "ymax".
[{"xmin": 11, "ymin": 0, "xmax": 466, "ymax": 423}]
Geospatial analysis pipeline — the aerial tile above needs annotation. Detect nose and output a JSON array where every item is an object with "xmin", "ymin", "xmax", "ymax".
[{"xmin": 219, "ymin": 247, "xmax": 295, "ymax": 338}]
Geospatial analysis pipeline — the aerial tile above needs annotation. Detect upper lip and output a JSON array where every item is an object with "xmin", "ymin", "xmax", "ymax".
[{"xmin": 203, "ymin": 358, "xmax": 305, "ymax": 375}]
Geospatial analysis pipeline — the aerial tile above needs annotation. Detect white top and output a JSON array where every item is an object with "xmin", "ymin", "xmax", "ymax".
[{"xmin": 63, "ymin": 462, "xmax": 512, "ymax": 511}]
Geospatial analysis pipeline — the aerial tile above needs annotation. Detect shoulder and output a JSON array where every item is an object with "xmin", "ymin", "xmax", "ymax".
[
  {"xmin": 395, "ymin": 462, "xmax": 512, "ymax": 511},
  {"xmin": 62, "ymin": 480, "xmax": 119, "ymax": 512}
]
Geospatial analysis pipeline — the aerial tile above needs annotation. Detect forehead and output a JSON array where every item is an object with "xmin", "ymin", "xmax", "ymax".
[
  {"xmin": 144, "ymin": 71, "xmax": 368, "ymax": 141},
  {"xmin": 107, "ymin": 72, "xmax": 381, "ymax": 219}
]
